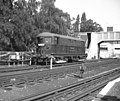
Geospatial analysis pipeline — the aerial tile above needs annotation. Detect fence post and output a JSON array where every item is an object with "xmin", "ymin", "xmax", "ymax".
[
  {"xmin": 30, "ymin": 57, "xmax": 31, "ymax": 65},
  {"xmin": 8, "ymin": 55, "xmax": 11, "ymax": 67},
  {"xmin": 50, "ymin": 57, "xmax": 53, "ymax": 69},
  {"xmin": 22, "ymin": 55, "xmax": 24, "ymax": 66},
  {"xmin": 50, "ymin": 55, "xmax": 54, "ymax": 69}
]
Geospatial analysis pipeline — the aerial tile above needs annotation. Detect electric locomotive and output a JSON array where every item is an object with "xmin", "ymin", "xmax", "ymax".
[{"xmin": 31, "ymin": 32, "xmax": 87, "ymax": 65}]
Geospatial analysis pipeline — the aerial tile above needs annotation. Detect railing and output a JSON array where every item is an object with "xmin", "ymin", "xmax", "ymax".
[{"xmin": 0, "ymin": 51, "xmax": 32, "ymax": 66}]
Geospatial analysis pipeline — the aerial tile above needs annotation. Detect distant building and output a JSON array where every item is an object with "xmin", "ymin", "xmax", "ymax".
[{"xmin": 107, "ymin": 27, "xmax": 113, "ymax": 32}]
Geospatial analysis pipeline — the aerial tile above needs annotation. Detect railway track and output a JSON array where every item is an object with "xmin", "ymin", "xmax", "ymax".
[
  {"xmin": 0, "ymin": 58, "xmax": 120, "ymax": 88},
  {"xmin": 11, "ymin": 67, "xmax": 120, "ymax": 101},
  {"xmin": 0, "ymin": 62, "xmax": 82, "ymax": 73},
  {"xmin": 0, "ymin": 58, "xmax": 117, "ymax": 73},
  {"xmin": 0, "ymin": 59, "xmax": 120, "ymax": 101},
  {"xmin": 0, "ymin": 63, "xmax": 81, "ymax": 88}
]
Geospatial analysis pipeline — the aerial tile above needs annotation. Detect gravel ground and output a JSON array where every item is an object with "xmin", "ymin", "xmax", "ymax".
[{"xmin": 0, "ymin": 61, "xmax": 120, "ymax": 101}]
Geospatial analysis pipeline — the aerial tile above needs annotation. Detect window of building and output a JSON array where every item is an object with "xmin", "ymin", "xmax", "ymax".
[{"xmin": 115, "ymin": 48, "xmax": 120, "ymax": 50}]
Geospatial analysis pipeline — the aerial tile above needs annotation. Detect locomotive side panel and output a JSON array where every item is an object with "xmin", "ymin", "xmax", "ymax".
[{"xmin": 51, "ymin": 36, "xmax": 86, "ymax": 57}]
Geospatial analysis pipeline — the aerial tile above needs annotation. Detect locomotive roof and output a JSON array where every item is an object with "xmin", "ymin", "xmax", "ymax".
[{"xmin": 37, "ymin": 32, "xmax": 85, "ymax": 41}]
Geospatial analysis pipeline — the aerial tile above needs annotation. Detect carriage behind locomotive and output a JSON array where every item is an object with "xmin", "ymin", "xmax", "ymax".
[{"xmin": 31, "ymin": 32, "xmax": 87, "ymax": 65}]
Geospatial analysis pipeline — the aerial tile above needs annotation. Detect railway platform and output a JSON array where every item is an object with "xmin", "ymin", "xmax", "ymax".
[{"xmin": 92, "ymin": 77, "xmax": 120, "ymax": 101}]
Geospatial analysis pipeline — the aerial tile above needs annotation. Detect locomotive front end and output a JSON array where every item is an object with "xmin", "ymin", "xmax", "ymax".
[
  {"xmin": 37, "ymin": 37, "xmax": 45, "ymax": 56},
  {"xmin": 32, "ymin": 33, "xmax": 53, "ymax": 65},
  {"xmin": 37, "ymin": 36, "xmax": 52, "ymax": 56}
]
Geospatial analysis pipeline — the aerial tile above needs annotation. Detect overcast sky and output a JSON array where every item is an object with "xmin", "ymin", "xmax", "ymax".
[{"xmin": 55, "ymin": 0, "xmax": 120, "ymax": 31}]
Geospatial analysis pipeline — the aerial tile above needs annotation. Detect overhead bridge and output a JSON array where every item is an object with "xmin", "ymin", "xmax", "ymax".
[
  {"xmin": 79, "ymin": 31, "xmax": 120, "ymax": 59},
  {"xmin": 98, "ymin": 39, "xmax": 120, "ymax": 59}
]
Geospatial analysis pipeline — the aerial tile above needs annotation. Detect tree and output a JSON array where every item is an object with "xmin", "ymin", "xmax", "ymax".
[
  {"xmin": 0, "ymin": 0, "xmax": 14, "ymax": 51},
  {"xmin": 0, "ymin": 0, "xmax": 40, "ymax": 51},
  {"xmin": 81, "ymin": 12, "xmax": 86, "ymax": 23},
  {"xmin": 80, "ymin": 12, "xmax": 103, "ymax": 32},
  {"xmin": 73, "ymin": 14, "xmax": 80, "ymax": 32},
  {"xmin": 10, "ymin": 0, "xmax": 40, "ymax": 51},
  {"xmin": 37, "ymin": 0, "xmax": 71, "ymax": 35},
  {"xmin": 0, "ymin": 0, "xmax": 72, "ymax": 51}
]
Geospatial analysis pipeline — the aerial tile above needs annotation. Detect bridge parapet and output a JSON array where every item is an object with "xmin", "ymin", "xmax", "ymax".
[
  {"xmin": 97, "ymin": 31, "xmax": 120, "ymax": 43},
  {"xmin": 85, "ymin": 32, "xmax": 120, "ymax": 59}
]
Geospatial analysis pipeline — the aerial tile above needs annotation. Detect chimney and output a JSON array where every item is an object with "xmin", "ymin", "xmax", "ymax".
[{"xmin": 107, "ymin": 27, "xmax": 113, "ymax": 32}]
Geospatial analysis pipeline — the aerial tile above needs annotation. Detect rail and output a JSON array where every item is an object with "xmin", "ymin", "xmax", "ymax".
[
  {"xmin": 1, "ymin": 58, "xmax": 119, "ymax": 88},
  {"xmin": 0, "ymin": 58, "xmax": 119, "ymax": 73},
  {"xmin": 0, "ymin": 59, "xmax": 120, "ymax": 100},
  {"xmin": 13, "ymin": 67, "xmax": 120, "ymax": 101}
]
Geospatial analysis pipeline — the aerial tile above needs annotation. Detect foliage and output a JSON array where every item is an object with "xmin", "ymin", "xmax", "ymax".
[
  {"xmin": 37, "ymin": 0, "xmax": 71, "ymax": 35},
  {"xmin": 73, "ymin": 14, "xmax": 80, "ymax": 32},
  {"xmin": 0, "ymin": 0, "xmax": 72, "ymax": 51},
  {"xmin": 0, "ymin": 0, "xmax": 39, "ymax": 51},
  {"xmin": 0, "ymin": 0, "xmax": 103, "ymax": 51},
  {"xmin": 0, "ymin": 0, "xmax": 14, "ymax": 51},
  {"xmin": 81, "ymin": 12, "xmax": 86, "ymax": 23},
  {"xmin": 80, "ymin": 12, "xmax": 103, "ymax": 32}
]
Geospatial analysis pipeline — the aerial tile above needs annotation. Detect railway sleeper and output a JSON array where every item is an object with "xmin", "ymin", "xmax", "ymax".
[
  {"xmin": 72, "ymin": 88, "xmax": 83, "ymax": 95},
  {"xmin": 51, "ymin": 93, "xmax": 66, "ymax": 101},
  {"xmin": 90, "ymin": 79, "xmax": 102, "ymax": 86},
  {"xmin": 44, "ymin": 77, "xmax": 51, "ymax": 81},
  {"xmin": 26, "ymin": 81, "xmax": 36, "ymax": 85},
  {"xmin": 66, "ymin": 70, "xmax": 72, "ymax": 74},
  {"xmin": 12, "ymin": 79, "xmax": 26, "ymax": 86},
  {"xmin": 36, "ymin": 76, "xmax": 43, "ymax": 80},
  {"xmin": 52, "ymin": 76, "xmax": 59, "ymax": 79},
  {"xmin": 0, "ymin": 79, "xmax": 12, "ymax": 86},
  {"xmin": 1, "ymin": 82, "xmax": 13, "ymax": 88},
  {"xmin": 35, "ymin": 79, "xmax": 43, "ymax": 83},
  {"xmin": 64, "ymin": 92, "xmax": 74, "ymax": 99},
  {"xmin": 51, "ymin": 73, "xmax": 59, "ymax": 79},
  {"xmin": 66, "ymin": 69, "xmax": 76, "ymax": 74},
  {"xmin": 43, "ymin": 98, "xmax": 54, "ymax": 101},
  {"xmin": 1, "ymin": 86, "xmax": 13, "ymax": 91},
  {"xmin": 26, "ymin": 78, "xmax": 36, "ymax": 85},
  {"xmin": 14, "ymin": 83, "xmax": 25, "ymax": 88},
  {"xmin": 55, "ymin": 97, "xmax": 64, "ymax": 101},
  {"xmin": 43, "ymin": 74, "xmax": 51, "ymax": 79},
  {"xmin": 58, "ymin": 73, "xmax": 65, "ymax": 78},
  {"xmin": 54, "ymin": 93, "xmax": 65, "ymax": 101}
]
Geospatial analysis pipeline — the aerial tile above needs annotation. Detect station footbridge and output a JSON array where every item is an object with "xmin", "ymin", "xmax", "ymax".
[{"xmin": 79, "ymin": 31, "xmax": 120, "ymax": 59}]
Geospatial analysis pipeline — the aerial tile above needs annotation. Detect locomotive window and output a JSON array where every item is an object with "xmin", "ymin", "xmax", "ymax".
[
  {"xmin": 54, "ymin": 37, "xmax": 59, "ymax": 44},
  {"xmin": 37, "ymin": 37, "xmax": 43, "ymax": 43},
  {"xmin": 44, "ymin": 37, "xmax": 52, "ymax": 43}
]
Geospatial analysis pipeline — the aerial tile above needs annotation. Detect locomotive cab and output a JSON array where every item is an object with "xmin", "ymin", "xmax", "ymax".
[
  {"xmin": 37, "ymin": 36, "xmax": 52, "ymax": 54},
  {"xmin": 35, "ymin": 35, "xmax": 54, "ymax": 65},
  {"xmin": 37, "ymin": 37, "xmax": 45, "ymax": 55}
]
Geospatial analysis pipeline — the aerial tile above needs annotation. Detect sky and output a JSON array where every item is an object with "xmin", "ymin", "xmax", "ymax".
[{"xmin": 55, "ymin": 0, "xmax": 120, "ymax": 31}]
